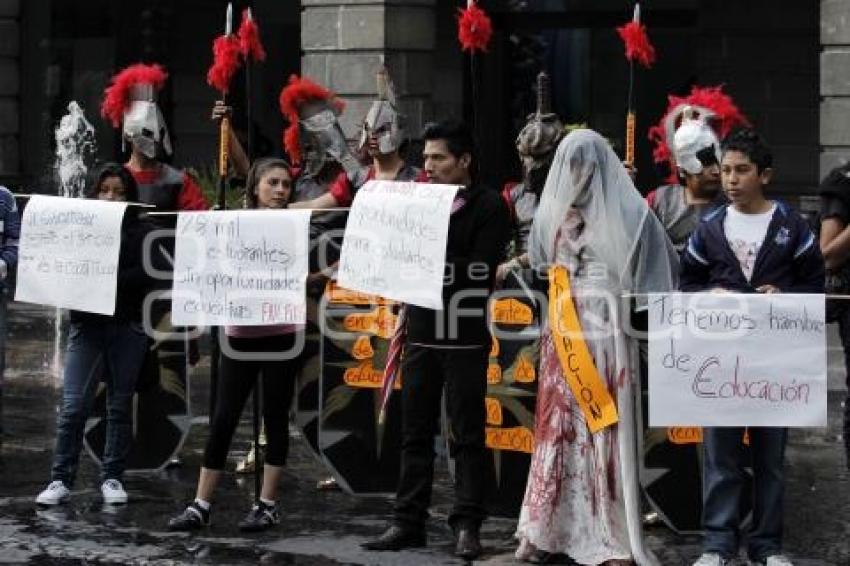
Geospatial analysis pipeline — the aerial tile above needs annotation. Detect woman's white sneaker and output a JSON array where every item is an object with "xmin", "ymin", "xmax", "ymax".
[
  {"xmin": 36, "ymin": 481, "xmax": 71, "ymax": 506},
  {"xmin": 101, "ymin": 479, "xmax": 128, "ymax": 504}
]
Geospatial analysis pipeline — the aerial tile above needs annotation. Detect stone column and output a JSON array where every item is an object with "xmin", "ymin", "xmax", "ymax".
[
  {"xmin": 300, "ymin": 0, "xmax": 436, "ymax": 141},
  {"xmin": 821, "ymin": 0, "xmax": 850, "ymax": 177},
  {"xmin": 0, "ymin": 0, "xmax": 19, "ymax": 179}
]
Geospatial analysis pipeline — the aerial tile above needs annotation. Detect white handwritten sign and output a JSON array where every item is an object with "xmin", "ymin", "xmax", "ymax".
[
  {"xmin": 172, "ymin": 210, "xmax": 311, "ymax": 326},
  {"xmin": 16, "ymin": 195, "xmax": 127, "ymax": 314},
  {"xmin": 648, "ymin": 292, "xmax": 827, "ymax": 427},
  {"xmin": 338, "ymin": 180, "xmax": 459, "ymax": 310}
]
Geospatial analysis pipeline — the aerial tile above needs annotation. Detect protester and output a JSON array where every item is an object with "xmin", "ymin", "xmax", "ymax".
[
  {"xmin": 290, "ymin": 66, "xmax": 422, "ymax": 210},
  {"xmin": 515, "ymin": 129, "xmax": 676, "ymax": 565},
  {"xmin": 496, "ymin": 71, "xmax": 564, "ymax": 285},
  {"xmin": 362, "ymin": 120, "xmax": 510, "ymax": 560},
  {"xmin": 646, "ymin": 86, "xmax": 750, "ymax": 251},
  {"xmin": 681, "ymin": 129, "xmax": 823, "ymax": 566},
  {"xmin": 0, "ymin": 185, "xmax": 19, "ymax": 446},
  {"xmin": 167, "ymin": 158, "xmax": 304, "ymax": 533},
  {"xmin": 35, "ymin": 163, "xmax": 164, "ymax": 506},
  {"xmin": 818, "ymin": 163, "xmax": 850, "ymax": 468}
]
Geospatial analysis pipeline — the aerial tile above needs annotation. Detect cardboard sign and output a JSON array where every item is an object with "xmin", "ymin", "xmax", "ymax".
[
  {"xmin": 648, "ymin": 293, "xmax": 827, "ymax": 427},
  {"xmin": 338, "ymin": 180, "xmax": 459, "ymax": 310},
  {"xmin": 16, "ymin": 195, "xmax": 127, "ymax": 314},
  {"xmin": 172, "ymin": 210, "xmax": 311, "ymax": 326}
]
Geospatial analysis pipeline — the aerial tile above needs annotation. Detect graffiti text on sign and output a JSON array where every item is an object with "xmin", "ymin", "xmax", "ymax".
[
  {"xmin": 485, "ymin": 426, "xmax": 534, "ymax": 454},
  {"xmin": 485, "ymin": 398, "xmax": 503, "ymax": 426},
  {"xmin": 491, "ymin": 298, "xmax": 533, "ymax": 326}
]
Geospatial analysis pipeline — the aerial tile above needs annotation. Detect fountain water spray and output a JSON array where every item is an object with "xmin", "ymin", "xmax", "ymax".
[
  {"xmin": 54, "ymin": 101, "xmax": 96, "ymax": 198},
  {"xmin": 50, "ymin": 102, "xmax": 98, "ymax": 378}
]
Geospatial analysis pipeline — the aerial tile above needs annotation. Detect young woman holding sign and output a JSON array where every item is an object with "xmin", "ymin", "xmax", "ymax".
[
  {"xmin": 516, "ymin": 130, "xmax": 678, "ymax": 565},
  {"xmin": 168, "ymin": 158, "xmax": 304, "ymax": 533},
  {"xmin": 36, "ymin": 163, "xmax": 163, "ymax": 506}
]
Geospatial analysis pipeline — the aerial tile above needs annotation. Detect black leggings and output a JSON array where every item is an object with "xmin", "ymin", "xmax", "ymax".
[{"xmin": 203, "ymin": 332, "xmax": 300, "ymax": 469}]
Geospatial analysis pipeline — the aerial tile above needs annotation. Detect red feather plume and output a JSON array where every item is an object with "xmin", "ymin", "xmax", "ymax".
[
  {"xmin": 457, "ymin": 0, "xmax": 493, "ymax": 54},
  {"xmin": 648, "ymin": 85, "xmax": 751, "ymax": 183},
  {"xmin": 617, "ymin": 20, "xmax": 656, "ymax": 69},
  {"xmin": 207, "ymin": 34, "xmax": 242, "ymax": 94},
  {"xmin": 238, "ymin": 9, "xmax": 266, "ymax": 62},
  {"xmin": 279, "ymin": 75, "xmax": 345, "ymax": 165},
  {"xmin": 101, "ymin": 63, "xmax": 168, "ymax": 128}
]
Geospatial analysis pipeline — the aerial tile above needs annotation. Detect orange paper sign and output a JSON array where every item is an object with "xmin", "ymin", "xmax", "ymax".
[
  {"xmin": 343, "ymin": 306, "xmax": 397, "ymax": 339},
  {"xmin": 351, "ymin": 335, "xmax": 374, "ymax": 360},
  {"xmin": 487, "ymin": 363, "xmax": 502, "ymax": 384},
  {"xmin": 343, "ymin": 360, "xmax": 400, "ymax": 389},
  {"xmin": 513, "ymin": 354, "xmax": 536, "ymax": 383},
  {"xmin": 485, "ymin": 397, "xmax": 503, "ymax": 426},
  {"xmin": 485, "ymin": 426, "xmax": 534, "ymax": 453},
  {"xmin": 548, "ymin": 266, "xmax": 618, "ymax": 433},
  {"xmin": 491, "ymin": 298, "xmax": 534, "ymax": 326},
  {"xmin": 326, "ymin": 280, "xmax": 394, "ymax": 306},
  {"xmin": 667, "ymin": 427, "xmax": 703, "ymax": 445}
]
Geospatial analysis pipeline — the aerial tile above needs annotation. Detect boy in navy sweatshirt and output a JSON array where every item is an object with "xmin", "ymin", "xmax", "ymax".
[{"xmin": 682, "ymin": 129, "xmax": 824, "ymax": 566}]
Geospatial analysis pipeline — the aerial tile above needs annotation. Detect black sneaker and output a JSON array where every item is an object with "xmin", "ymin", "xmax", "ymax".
[
  {"xmin": 167, "ymin": 502, "xmax": 210, "ymax": 531},
  {"xmin": 238, "ymin": 502, "xmax": 280, "ymax": 532}
]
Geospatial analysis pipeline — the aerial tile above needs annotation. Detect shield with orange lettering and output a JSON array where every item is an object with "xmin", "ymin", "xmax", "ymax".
[
  {"xmin": 316, "ymin": 282, "xmax": 403, "ymax": 494},
  {"xmin": 482, "ymin": 269, "xmax": 541, "ymax": 517}
]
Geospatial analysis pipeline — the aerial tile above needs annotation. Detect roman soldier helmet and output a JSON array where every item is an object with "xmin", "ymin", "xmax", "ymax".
[
  {"xmin": 101, "ymin": 63, "xmax": 172, "ymax": 159},
  {"xmin": 515, "ymin": 72, "xmax": 565, "ymax": 178},
  {"xmin": 359, "ymin": 66, "xmax": 405, "ymax": 154},
  {"xmin": 279, "ymin": 75, "xmax": 356, "ymax": 177},
  {"xmin": 648, "ymin": 85, "xmax": 749, "ymax": 182}
]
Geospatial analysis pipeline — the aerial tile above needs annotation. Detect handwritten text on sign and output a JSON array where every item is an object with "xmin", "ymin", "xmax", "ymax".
[
  {"xmin": 16, "ymin": 195, "xmax": 127, "ymax": 315},
  {"xmin": 172, "ymin": 210, "xmax": 311, "ymax": 325},
  {"xmin": 648, "ymin": 293, "xmax": 826, "ymax": 427},
  {"xmin": 338, "ymin": 180, "xmax": 459, "ymax": 310}
]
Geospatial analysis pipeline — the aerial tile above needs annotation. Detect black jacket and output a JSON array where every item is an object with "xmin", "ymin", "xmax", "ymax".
[
  {"xmin": 680, "ymin": 201, "xmax": 824, "ymax": 293},
  {"xmin": 71, "ymin": 214, "xmax": 167, "ymax": 324},
  {"xmin": 407, "ymin": 184, "xmax": 511, "ymax": 346}
]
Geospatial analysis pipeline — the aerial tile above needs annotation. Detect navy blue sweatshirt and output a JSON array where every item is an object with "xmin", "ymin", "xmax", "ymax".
[{"xmin": 680, "ymin": 201, "xmax": 824, "ymax": 293}]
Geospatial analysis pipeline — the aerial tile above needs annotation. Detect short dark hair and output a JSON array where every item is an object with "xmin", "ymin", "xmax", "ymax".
[
  {"xmin": 721, "ymin": 128, "xmax": 772, "ymax": 173},
  {"xmin": 86, "ymin": 162, "xmax": 139, "ymax": 202},
  {"xmin": 422, "ymin": 120, "xmax": 475, "ymax": 161},
  {"xmin": 245, "ymin": 157, "xmax": 293, "ymax": 209}
]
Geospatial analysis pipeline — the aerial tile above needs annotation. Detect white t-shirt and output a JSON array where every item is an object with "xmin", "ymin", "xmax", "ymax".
[{"xmin": 724, "ymin": 203, "xmax": 776, "ymax": 281}]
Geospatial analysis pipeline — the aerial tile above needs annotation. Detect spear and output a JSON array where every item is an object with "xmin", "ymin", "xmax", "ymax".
[
  {"xmin": 617, "ymin": 3, "xmax": 656, "ymax": 166},
  {"xmin": 206, "ymin": 1, "xmax": 239, "ymax": 432}
]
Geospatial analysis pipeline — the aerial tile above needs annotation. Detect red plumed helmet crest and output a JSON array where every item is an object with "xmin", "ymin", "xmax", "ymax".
[
  {"xmin": 457, "ymin": 0, "xmax": 493, "ymax": 54},
  {"xmin": 279, "ymin": 75, "xmax": 345, "ymax": 165},
  {"xmin": 100, "ymin": 63, "xmax": 168, "ymax": 128},
  {"xmin": 617, "ymin": 20, "xmax": 656, "ymax": 68},
  {"xmin": 238, "ymin": 8, "xmax": 266, "ymax": 62},
  {"xmin": 649, "ymin": 85, "xmax": 750, "ymax": 182},
  {"xmin": 207, "ymin": 34, "xmax": 242, "ymax": 94}
]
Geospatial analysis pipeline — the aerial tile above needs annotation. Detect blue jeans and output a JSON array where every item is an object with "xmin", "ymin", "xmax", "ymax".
[
  {"xmin": 50, "ymin": 320, "xmax": 148, "ymax": 486},
  {"xmin": 702, "ymin": 427, "xmax": 787, "ymax": 562}
]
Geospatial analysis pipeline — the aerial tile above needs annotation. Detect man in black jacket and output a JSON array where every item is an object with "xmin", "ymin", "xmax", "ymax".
[{"xmin": 362, "ymin": 121, "xmax": 510, "ymax": 560}]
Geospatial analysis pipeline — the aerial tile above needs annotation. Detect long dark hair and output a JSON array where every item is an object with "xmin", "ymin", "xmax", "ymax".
[
  {"xmin": 86, "ymin": 162, "xmax": 139, "ymax": 202},
  {"xmin": 245, "ymin": 157, "xmax": 294, "ymax": 209}
]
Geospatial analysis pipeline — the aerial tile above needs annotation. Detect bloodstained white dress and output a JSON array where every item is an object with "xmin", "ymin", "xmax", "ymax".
[{"xmin": 515, "ymin": 211, "xmax": 648, "ymax": 565}]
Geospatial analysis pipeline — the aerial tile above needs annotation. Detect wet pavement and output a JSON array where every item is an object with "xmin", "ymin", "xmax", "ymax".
[{"xmin": 1, "ymin": 302, "xmax": 850, "ymax": 565}]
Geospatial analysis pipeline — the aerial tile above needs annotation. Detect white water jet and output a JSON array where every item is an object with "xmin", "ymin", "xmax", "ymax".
[
  {"xmin": 51, "ymin": 101, "xmax": 98, "ymax": 378},
  {"xmin": 54, "ymin": 101, "xmax": 96, "ymax": 198}
]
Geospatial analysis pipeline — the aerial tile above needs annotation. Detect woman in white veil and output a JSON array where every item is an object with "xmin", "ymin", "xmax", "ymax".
[{"xmin": 515, "ymin": 129, "xmax": 677, "ymax": 565}]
